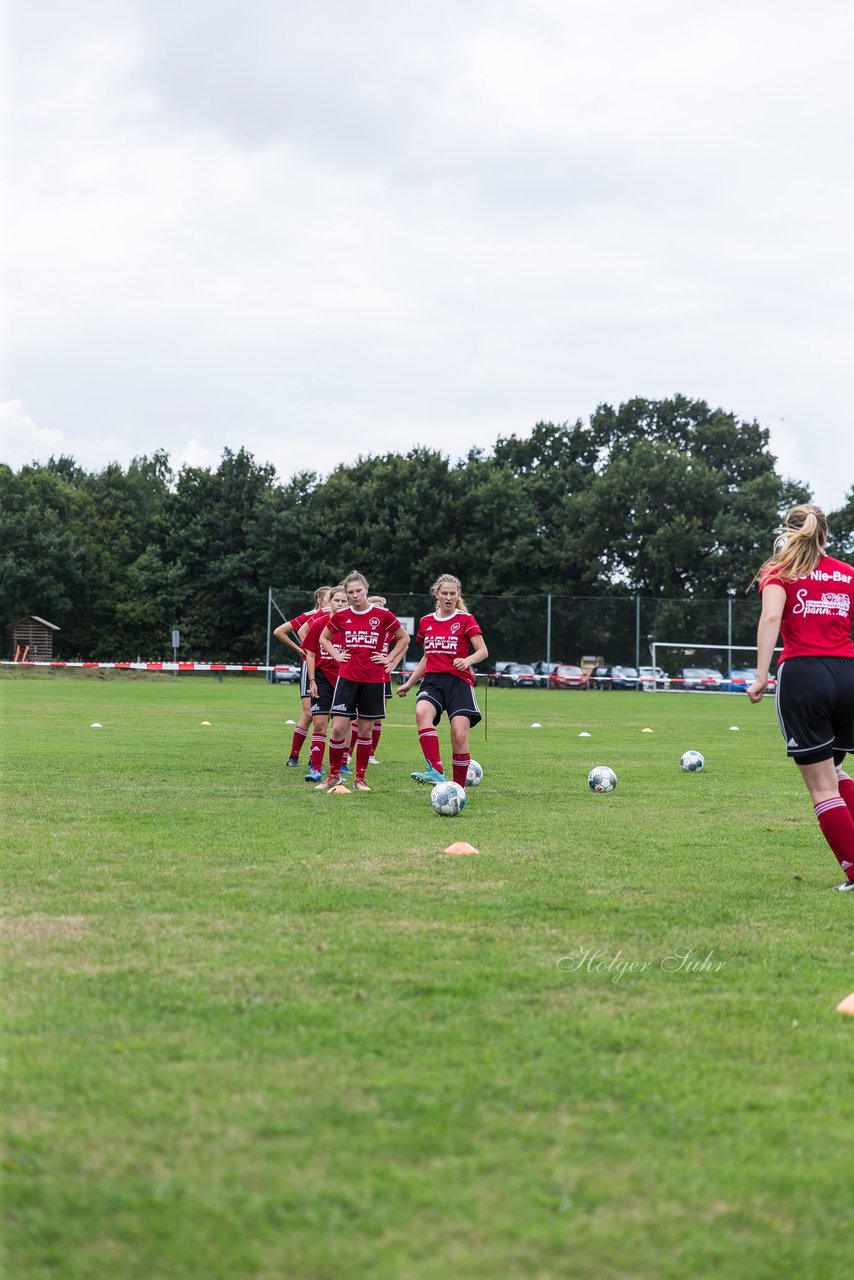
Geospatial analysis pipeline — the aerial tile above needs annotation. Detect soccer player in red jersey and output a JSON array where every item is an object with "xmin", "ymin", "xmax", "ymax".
[
  {"xmin": 274, "ymin": 585, "xmax": 333, "ymax": 768},
  {"xmin": 302, "ymin": 585, "xmax": 348, "ymax": 783},
  {"xmin": 319, "ymin": 572, "xmax": 409, "ymax": 791},
  {"xmin": 398, "ymin": 574, "xmax": 488, "ymax": 788},
  {"xmin": 748, "ymin": 504, "xmax": 854, "ymax": 890},
  {"xmin": 366, "ymin": 594, "xmax": 395, "ymax": 764}
]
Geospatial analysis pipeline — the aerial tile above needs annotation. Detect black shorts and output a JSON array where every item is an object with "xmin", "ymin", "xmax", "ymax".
[
  {"xmin": 310, "ymin": 670, "xmax": 337, "ymax": 717},
  {"xmin": 329, "ymin": 677, "xmax": 387, "ymax": 721},
  {"xmin": 416, "ymin": 673, "xmax": 482, "ymax": 727},
  {"xmin": 299, "ymin": 661, "xmax": 310, "ymax": 699},
  {"xmin": 775, "ymin": 656, "xmax": 854, "ymax": 765},
  {"xmin": 385, "ymin": 680, "xmax": 393, "ymax": 701}
]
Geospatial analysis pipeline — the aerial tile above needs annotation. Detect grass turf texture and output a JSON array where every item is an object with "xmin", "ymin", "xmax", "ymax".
[{"xmin": 2, "ymin": 671, "xmax": 853, "ymax": 1280}]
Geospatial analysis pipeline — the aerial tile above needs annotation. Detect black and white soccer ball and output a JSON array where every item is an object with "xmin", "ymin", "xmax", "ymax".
[
  {"xmin": 431, "ymin": 780, "xmax": 467, "ymax": 816},
  {"xmin": 588, "ymin": 765, "xmax": 617, "ymax": 793},
  {"xmin": 466, "ymin": 759, "xmax": 483, "ymax": 787},
  {"xmin": 680, "ymin": 750, "xmax": 705, "ymax": 772}
]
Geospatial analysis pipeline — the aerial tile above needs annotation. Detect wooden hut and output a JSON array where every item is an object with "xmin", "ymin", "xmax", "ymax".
[{"xmin": 7, "ymin": 615, "xmax": 60, "ymax": 662}]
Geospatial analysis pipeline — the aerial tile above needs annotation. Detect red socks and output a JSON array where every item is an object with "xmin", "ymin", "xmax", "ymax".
[
  {"xmin": 814, "ymin": 797, "xmax": 854, "ymax": 880},
  {"xmin": 452, "ymin": 752, "xmax": 471, "ymax": 788},
  {"xmin": 418, "ymin": 728, "xmax": 444, "ymax": 774},
  {"xmin": 309, "ymin": 733, "xmax": 326, "ymax": 772},
  {"xmin": 355, "ymin": 735, "xmax": 373, "ymax": 781},
  {"xmin": 371, "ymin": 723, "xmax": 382, "ymax": 756},
  {"xmin": 836, "ymin": 772, "xmax": 854, "ymax": 819},
  {"xmin": 327, "ymin": 737, "xmax": 347, "ymax": 777},
  {"xmin": 289, "ymin": 725, "xmax": 308, "ymax": 758}
]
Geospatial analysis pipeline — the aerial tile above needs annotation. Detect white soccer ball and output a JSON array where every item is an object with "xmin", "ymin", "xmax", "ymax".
[
  {"xmin": 588, "ymin": 765, "xmax": 617, "ymax": 793},
  {"xmin": 466, "ymin": 759, "xmax": 483, "ymax": 787},
  {"xmin": 431, "ymin": 781, "xmax": 467, "ymax": 816},
  {"xmin": 680, "ymin": 750, "xmax": 705, "ymax": 772}
]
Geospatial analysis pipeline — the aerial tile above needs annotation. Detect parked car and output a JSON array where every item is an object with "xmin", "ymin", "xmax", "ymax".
[
  {"xmin": 494, "ymin": 662, "xmax": 538, "ymax": 688},
  {"xmin": 395, "ymin": 659, "xmax": 421, "ymax": 685},
  {"xmin": 487, "ymin": 661, "xmax": 512, "ymax": 687},
  {"xmin": 273, "ymin": 663, "xmax": 301, "ymax": 684},
  {"xmin": 638, "ymin": 665, "xmax": 670, "ymax": 689},
  {"xmin": 532, "ymin": 661, "xmax": 561, "ymax": 688},
  {"xmin": 719, "ymin": 667, "xmax": 777, "ymax": 694},
  {"xmin": 674, "ymin": 667, "xmax": 725, "ymax": 690},
  {"xmin": 590, "ymin": 665, "xmax": 642, "ymax": 690},
  {"xmin": 550, "ymin": 664, "xmax": 589, "ymax": 689}
]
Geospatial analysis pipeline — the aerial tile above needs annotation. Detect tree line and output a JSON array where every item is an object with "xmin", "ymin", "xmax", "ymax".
[{"xmin": 2, "ymin": 396, "xmax": 852, "ymax": 662}]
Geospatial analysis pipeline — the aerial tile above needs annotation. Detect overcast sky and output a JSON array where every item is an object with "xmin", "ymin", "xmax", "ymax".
[{"xmin": 2, "ymin": 0, "xmax": 852, "ymax": 511}]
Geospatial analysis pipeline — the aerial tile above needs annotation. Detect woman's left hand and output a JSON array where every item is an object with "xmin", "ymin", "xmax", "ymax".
[{"xmin": 747, "ymin": 678, "xmax": 768, "ymax": 703}]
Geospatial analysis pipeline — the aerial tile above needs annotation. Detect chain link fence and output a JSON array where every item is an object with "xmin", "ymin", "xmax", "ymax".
[{"xmin": 268, "ymin": 589, "xmax": 762, "ymax": 672}]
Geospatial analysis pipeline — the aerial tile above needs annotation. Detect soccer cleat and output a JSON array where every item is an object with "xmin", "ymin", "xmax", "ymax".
[
  {"xmin": 316, "ymin": 774, "xmax": 341, "ymax": 791},
  {"xmin": 340, "ymin": 761, "xmax": 352, "ymax": 776},
  {"xmin": 304, "ymin": 766, "xmax": 324, "ymax": 783},
  {"xmin": 369, "ymin": 755, "xmax": 380, "ymax": 765},
  {"xmin": 411, "ymin": 765, "xmax": 446, "ymax": 785},
  {"xmin": 353, "ymin": 779, "xmax": 371, "ymax": 792},
  {"xmin": 834, "ymin": 879, "xmax": 854, "ymax": 892},
  {"xmin": 285, "ymin": 755, "xmax": 300, "ymax": 768}
]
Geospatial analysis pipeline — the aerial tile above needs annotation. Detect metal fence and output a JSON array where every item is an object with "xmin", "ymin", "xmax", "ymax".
[{"xmin": 267, "ymin": 589, "xmax": 762, "ymax": 674}]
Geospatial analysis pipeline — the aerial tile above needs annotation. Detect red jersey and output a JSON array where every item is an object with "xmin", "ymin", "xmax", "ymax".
[
  {"xmin": 416, "ymin": 611, "xmax": 483, "ymax": 686},
  {"xmin": 326, "ymin": 606, "xmax": 401, "ymax": 683},
  {"xmin": 761, "ymin": 555, "xmax": 854, "ymax": 661},
  {"xmin": 287, "ymin": 607, "xmax": 325, "ymax": 647},
  {"xmin": 302, "ymin": 612, "xmax": 342, "ymax": 684}
]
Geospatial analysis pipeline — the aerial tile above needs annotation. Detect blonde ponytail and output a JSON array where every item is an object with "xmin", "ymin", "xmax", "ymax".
[{"xmin": 755, "ymin": 504, "xmax": 828, "ymax": 585}]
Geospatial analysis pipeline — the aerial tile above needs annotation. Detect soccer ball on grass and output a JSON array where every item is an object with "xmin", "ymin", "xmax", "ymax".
[
  {"xmin": 466, "ymin": 759, "xmax": 483, "ymax": 787},
  {"xmin": 680, "ymin": 750, "xmax": 705, "ymax": 772},
  {"xmin": 588, "ymin": 766, "xmax": 617, "ymax": 793},
  {"xmin": 431, "ymin": 781, "xmax": 467, "ymax": 816}
]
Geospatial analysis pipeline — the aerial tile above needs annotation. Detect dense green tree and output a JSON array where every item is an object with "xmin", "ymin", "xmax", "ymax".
[
  {"xmin": 0, "ymin": 462, "xmax": 90, "ymax": 642},
  {"xmin": 581, "ymin": 396, "xmax": 810, "ymax": 599},
  {"xmin": 828, "ymin": 487, "xmax": 854, "ymax": 559},
  {"xmin": 159, "ymin": 448, "xmax": 277, "ymax": 658},
  {"xmin": 0, "ymin": 398, "xmax": 822, "ymax": 661}
]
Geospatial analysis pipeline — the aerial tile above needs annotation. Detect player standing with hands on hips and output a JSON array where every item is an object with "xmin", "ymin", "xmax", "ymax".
[
  {"xmin": 748, "ymin": 504, "xmax": 854, "ymax": 890},
  {"xmin": 319, "ymin": 571, "xmax": 409, "ymax": 792},
  {"xmin": 399, "ymin": 574, "xmax": 488, "ymax": 788}
]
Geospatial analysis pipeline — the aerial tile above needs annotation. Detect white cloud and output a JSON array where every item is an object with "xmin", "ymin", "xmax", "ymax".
[
  {"xmin": 2, "ymin": 0, "xmax": 853, "ymax": 513},
  {"xmin": 0, "ymin": 400, "xmax": 65, "ymax": 468}
]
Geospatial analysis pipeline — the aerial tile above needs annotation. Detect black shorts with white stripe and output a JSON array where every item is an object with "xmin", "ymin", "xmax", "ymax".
[
  {"xmin": 329, "ymin": 677, "xmax": 387, "ymax": 721},
  {"xmin": 416, "ymin": 673, "xmax": 482, "ymax": 727},
  {"xmin": 775, "ymin": 655, "xmax": 854, "ymax": 765}
]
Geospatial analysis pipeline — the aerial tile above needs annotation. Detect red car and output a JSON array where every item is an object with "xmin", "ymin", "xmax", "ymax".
[{"xmin": 550, "ymin": 664, "xmax": 589, "ymax": 689}]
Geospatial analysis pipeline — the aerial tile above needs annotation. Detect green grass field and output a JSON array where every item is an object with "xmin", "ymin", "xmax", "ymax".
[{"xmin": 2, "ymin": 671, "xmax": 853, "ymax": 1280}]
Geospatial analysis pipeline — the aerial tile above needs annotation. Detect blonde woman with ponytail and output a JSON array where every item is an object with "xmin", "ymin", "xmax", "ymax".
[
  {"xmin": 749, "ymin": 504, "xmax": 854, "ymax": 890},
  {"xmin": 398, "ymin": 574, "xmax": 488, "ymax": 788}
]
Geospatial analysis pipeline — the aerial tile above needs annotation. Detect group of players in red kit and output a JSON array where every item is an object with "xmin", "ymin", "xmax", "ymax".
[
  {"xmin": 275, "ymin": 505, "xmax": 854, "ymax": 894},
  {"xmin": 273, "ymin": 570, "xmax": 488, "ymax": 794}
]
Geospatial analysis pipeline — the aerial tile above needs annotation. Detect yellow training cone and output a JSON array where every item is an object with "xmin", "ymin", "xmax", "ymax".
[{"xmin": 443, "ymin": 842, "xmax": 479, "ymax": 855}]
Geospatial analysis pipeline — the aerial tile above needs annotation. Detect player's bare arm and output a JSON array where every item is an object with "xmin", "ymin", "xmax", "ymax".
[
  {"xmin": 375, "ymin": 625, "xmax": 409, "ymax": 674},
  {"xmin": 319, "ymin": 625, "xmax": 349, "ymax": 664},
  {"xmin": 273, "ymin": 621, "xmax": 305, "ymax": 660},
  {"xmin": 453, "ymin": 639, "xmax": 488, "ymax": 672},
  {"xmin": 748, "ymin": 585, "xmax": 784, "ymax": 703},
  {"xmin": 398, "ymin": 654, "xmax": 428, "ymax": 696}
]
